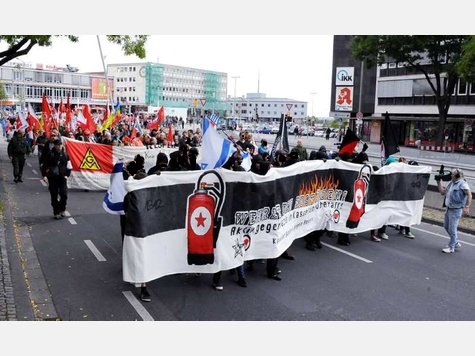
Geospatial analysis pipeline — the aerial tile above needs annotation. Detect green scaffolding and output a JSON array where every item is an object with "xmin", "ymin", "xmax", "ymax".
[{"xmin": 145, "ymin": 63, "xmax": 163, "ymax": 106}]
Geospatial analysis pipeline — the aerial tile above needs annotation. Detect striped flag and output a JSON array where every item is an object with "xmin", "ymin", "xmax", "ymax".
[
  {"xmin": 200, "ymin": 117, "xmax": 236, "ymax": 170},
  {"xmin": 207, "ymin": 112, "xmax": 220, "ymax": 127},
  {"xmin": 103, "ymin": 161, "xmax": 126, "ymax": 215}
]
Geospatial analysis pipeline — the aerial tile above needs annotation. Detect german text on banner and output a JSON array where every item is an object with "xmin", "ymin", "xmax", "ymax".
[{"xmin": 121, "ymin": 160, "xmax": 431, "ymax": 283}]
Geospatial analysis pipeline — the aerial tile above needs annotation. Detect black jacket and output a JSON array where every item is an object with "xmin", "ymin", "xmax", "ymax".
[{"xmin": 44, "ymin": 148, "xmax": 71, "ymax": 178}]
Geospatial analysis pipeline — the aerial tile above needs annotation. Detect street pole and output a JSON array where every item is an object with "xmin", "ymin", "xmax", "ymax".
[
  {"xmin": 357, "ymin": 59, "xmax": 364, "ymax": 137},
  {"xmin": 231, "ymin": 75, "xmax": 239, "ymax": 122},
  {"xmin": 97, "ymin": 35, "xmax": 114, "ymax": 111},
  {"xmin": 310, "ymin": 92, "xmax": 316, "ymax": 118}
]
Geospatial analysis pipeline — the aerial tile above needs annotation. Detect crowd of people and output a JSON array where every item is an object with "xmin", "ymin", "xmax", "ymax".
[{"xmin": 4, "ymin": 114, "xmax": 472, "ymax": 303}]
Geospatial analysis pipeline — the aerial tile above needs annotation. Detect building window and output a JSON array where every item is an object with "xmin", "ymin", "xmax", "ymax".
[
  {"xmin": 458, "ymin": 79, "xmax": 467, "ymax": 95},
  {"xmin": 470, "ymin": 82, "xmax": 475, "ymax": 95}
]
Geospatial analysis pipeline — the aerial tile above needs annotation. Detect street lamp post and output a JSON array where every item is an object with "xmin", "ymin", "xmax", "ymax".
[
  {"xmin": 231, "ymin": 75, "xmax": 239, "ymax": 120},
  {"xmin": 12, "ymin": 58, "xmax": 26, "ymax": 113},
  {"xmin": 310, "ymin": 92, "xmax": 316, "ymax": 118}
]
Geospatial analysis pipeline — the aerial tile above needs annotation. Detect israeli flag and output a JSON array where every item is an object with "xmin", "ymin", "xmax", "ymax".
[
  {"xmin": 200, "ymin": 117, "xmax": 236, "ymax": 170},
  {"xmin": 103, "ymin": 161, "xmax": 126, "ymax": 215},
  {"xmin": 240, "ymin": 151, "xmax": 252, "ymax": 171}
]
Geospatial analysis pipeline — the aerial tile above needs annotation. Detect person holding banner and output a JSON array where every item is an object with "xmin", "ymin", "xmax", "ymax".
[
  {"xmin": 122, "ymin": 156, "xmax": 152, "ymax": 302},
  {"xmin": 212, "ymin": 150, "xmax": 248, "ymax": 290}
]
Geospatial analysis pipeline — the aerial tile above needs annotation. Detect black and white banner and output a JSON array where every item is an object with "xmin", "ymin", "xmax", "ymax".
[{"xmin": 122, "ymin": 160, "xmax": 431, "ymax": 283}]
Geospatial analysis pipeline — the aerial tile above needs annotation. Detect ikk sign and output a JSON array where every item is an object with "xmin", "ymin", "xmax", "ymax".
[
  {"xmin": 336, "ymin": 67, "xmax": 354, "ymax": 86},
  {"xmin": 335, "ymin": 87, "xmax": 353, "ymax": 111}
]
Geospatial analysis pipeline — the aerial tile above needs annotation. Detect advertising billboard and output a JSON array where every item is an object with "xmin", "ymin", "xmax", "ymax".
[
  {"xmin": 91, "ymin": 78, "xmax": 113, "ymax": 100},
  {"xmin": 335, "ymin": 86, "xmax": 353, "ymax": 111},
  {"xmin": 335, "ymin": 67, "xmax": 354, "ymax": 86}
]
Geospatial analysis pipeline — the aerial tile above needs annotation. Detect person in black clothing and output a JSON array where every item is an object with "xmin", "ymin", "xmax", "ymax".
[
  {"xmin": 304, "ymin": 146, "xmax": 330, "ymax": 251},
  {"xmin": 39, "ymin": 129, "xmax": 61, "ymax": 177},
  {"xmin": 7, "ymin": 129, "xmax": 31, "ymax": 183},
  {"xmin": 147, "ymin": 152, "xmax": 169, "ymax": 175},
  {"xmin": 187, "ymin": 147, "xmax": 201, "ymax": 171},
  {"xmin": 212, "ymin": 151, "xmax": 247, "ymax": 290},
  {"xmin": 43, "ymin": 139, "xmax": 72, "ymax": 219},
  {"xmin": 122, "ymin": 155, "xmax": 151, "ymax": 302},
  {"xmin": 34, "ymin": 130, "xmax": 48, "ymax": 165}
]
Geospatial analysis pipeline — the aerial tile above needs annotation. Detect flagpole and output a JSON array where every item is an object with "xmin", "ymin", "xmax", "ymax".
[
  {"xmin": 96, "ymin": 36, "xmax": 113, "ymax": 112},
  {"xmin": 280, "ymin": 113, "xmax": 285, "ymax": 151}
]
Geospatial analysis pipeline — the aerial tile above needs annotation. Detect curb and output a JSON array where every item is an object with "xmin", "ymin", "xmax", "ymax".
[{"xmin": 422, "ymin": 217, "xmax": 475, "ymax": 235}]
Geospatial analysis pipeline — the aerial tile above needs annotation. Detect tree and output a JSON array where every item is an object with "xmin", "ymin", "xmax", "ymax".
[
  {"xmin": 455, "ymin": 35, "xmax": 475, "ymax": 81},
  {"xmin": 0, "ymin": 35, "xmax": 147, "ymax": 67},
  {"xmin": 0, "ymin": 82, "xmax": 7, "ymax": 115},
  {"xmin": 351, "ymin": 35, "xmax": 471, "ymax": 146}
]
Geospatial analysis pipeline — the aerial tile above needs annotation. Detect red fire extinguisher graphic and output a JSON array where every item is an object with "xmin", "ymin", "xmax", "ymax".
[
  {"xmin": 186, "ymin": 171, "xmax": 225, "ymax": 265},
  {"xmin": 346, "ymin": 163, "xmax": 372, "ymax": 228}
]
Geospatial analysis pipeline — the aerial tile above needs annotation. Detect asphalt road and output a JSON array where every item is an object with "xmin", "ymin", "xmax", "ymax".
[{"xmin": 2, "ymin": 142, "xmax": 475, "ymax": 322}]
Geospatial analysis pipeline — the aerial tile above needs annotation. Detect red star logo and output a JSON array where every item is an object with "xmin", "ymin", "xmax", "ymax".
[{"xmin": 195, "ymin": 212, "xmax": 207, "ymax": 227}]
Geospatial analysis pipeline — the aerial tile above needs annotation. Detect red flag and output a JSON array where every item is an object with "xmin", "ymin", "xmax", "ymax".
[
  {"xmin": 65, "ymin": 94, "xmax": 72, "ymax": 129},
  {"xmin": 167, "ymin": 123, "xmax": 173, "ymax": 147},
  {"xmin": 338, "ymin": 128, "xmax": 360, "ymax": 156},
  {"xmin": 158, "ymin": 106, "xmax": 165, "ymax": 125},
  {"xmin": 27, "ymin": 112, "xmax": 40, "ymax": 131},
  {"xmin": 15, "ymin": 115, "xmax": 23, "ymax": 130},
  {"xmin": 59, "ymin": 98, "xmax": 65, "ymax": 114},
  {"xmin": 82, "ymin": 104, "xmax": 97, "ymax": 133},
  {"xmin": 42, "ymin": 93, "xmax": 52, "ymax": 137},
  {"xmin": 149, "ymin": 106, "xmax": 165, "ymax": 130}
]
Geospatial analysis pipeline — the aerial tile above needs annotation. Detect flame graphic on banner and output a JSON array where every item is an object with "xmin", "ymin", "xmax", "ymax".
[{"xmin": 298, "ymin": 175, "xmax": 339, "ymax": 198}]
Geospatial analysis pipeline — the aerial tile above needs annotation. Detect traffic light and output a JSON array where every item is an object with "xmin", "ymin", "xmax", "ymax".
[{"xmin": 285, "ymin": 114, "xmax": 292, "ymax": 122}]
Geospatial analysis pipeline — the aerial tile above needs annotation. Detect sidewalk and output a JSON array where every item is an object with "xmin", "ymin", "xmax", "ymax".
[{"xmin": 422, "ymin": 206, "xmax": 475, "ymax": 235}]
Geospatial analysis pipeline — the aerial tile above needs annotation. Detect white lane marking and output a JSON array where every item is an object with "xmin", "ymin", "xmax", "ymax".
[
  {"xmin": 412, "ymin": 226, "xmax": 475, "ymax": 247},
  {"xmin": 84, "ymin": 240, "xmax": 106, "ymax": 262},
  {"xmin": 122, "ymin": 291, "xmax": 155, "ymax": 321},
  {"xmin": 40, "ymin": 179, "xmax": 47, "ymax": 187},
  {"xmin": 32, "ymin": 169, "xmax": 38, "ymax": 175},
  {"xmin": 321, "ymin": 242, "xmax": 373, "ymax": 263},
  {"xmin": 26, "ymin": 162, "xmax": 32, "ymax": 167},
  {"xmin": 63, "ymin": 211, "xmax": 76, "ymax": 224}
]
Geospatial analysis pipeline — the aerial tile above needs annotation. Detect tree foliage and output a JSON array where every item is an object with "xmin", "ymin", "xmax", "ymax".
[
  {"xmin": 351, "ymin": 35, "xmax": 471, "ymax": 146},
  {"xmin": 0, "ymin": 35, "xmax": 147, "ymax": 67},
  {"xmin": 0, "ymin": 82, "xmax": 6, "ymax": 101},
  {"xmin": 455, "ymin": 35, "xmax": 475, "ymax": 81}
]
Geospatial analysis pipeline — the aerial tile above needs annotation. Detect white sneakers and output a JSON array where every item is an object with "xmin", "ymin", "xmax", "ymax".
[
  {"xmin": 379, "ymin": 233, "xmax": 389, "ymax": 240},
  {"xmin": 442, "ymin": 243, "xmax": 461, "ymax": 254}
]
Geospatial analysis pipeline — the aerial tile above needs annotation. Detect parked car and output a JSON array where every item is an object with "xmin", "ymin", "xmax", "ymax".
[
  {"xmin": 270, "ymin": 126, "xmax": 280, "ymax": 134},
  {"xmin": 257, "ymin": 126, "xmax": 272, "ymax": 134}
]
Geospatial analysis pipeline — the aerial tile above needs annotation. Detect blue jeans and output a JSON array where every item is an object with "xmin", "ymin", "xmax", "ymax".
[{"xmin": 444, "ymin": 208, "xmax": 463, "ymax": 249}]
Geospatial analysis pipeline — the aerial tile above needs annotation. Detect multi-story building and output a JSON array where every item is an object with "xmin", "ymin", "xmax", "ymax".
[
  {"xmin": 107, "ymin": 62, "xmax": 227, "ymax": 115},
  {"xmin": 330, "ymin": 35, "xmax": 475, "ymax": 152},
  {"xmin": 0, "ymin": 60, "xmax": 228, "ymax": 119},
  {"xmin": 0, "ymin": 61, "xmax": 110, "ymax": 113},
  {"xmin": 226, "ymin": 92, "xmax": 307, "ymax": 123}
]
